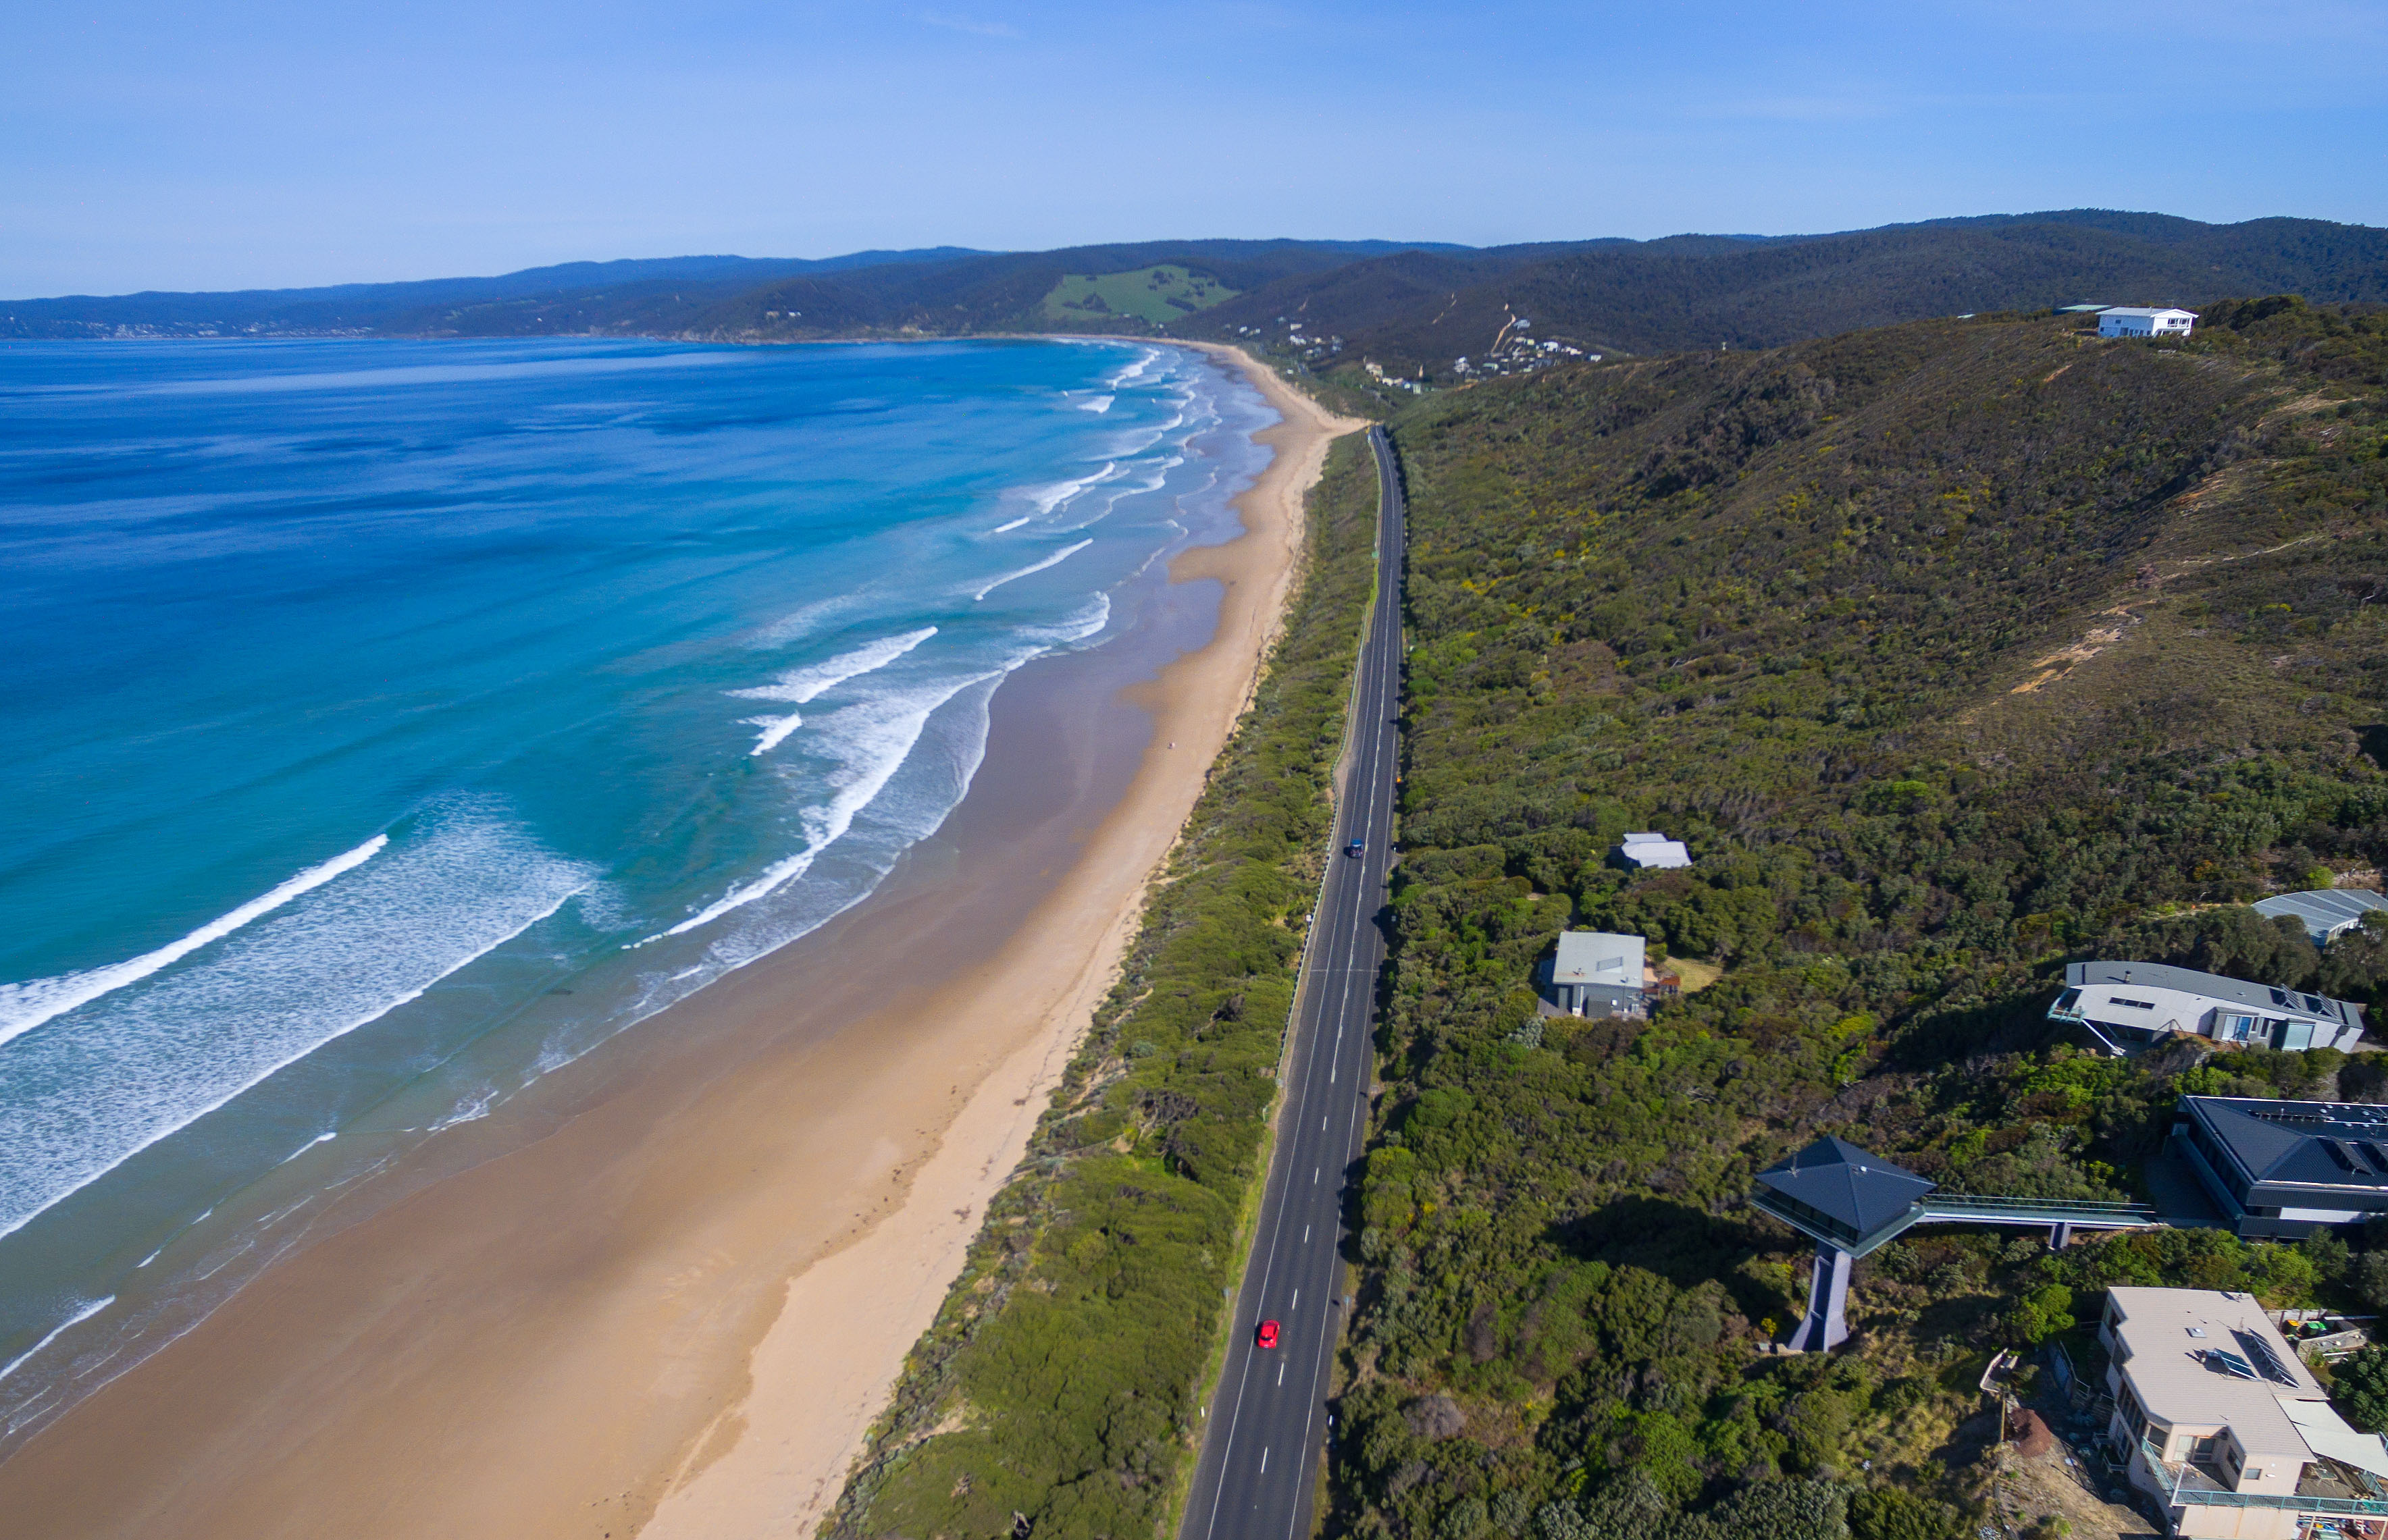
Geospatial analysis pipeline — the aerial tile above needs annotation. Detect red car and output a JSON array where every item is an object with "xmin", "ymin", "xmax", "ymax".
[{"xmin": 1256, "ymin": 1320, "xmax": 1282, "ymax": 1350}]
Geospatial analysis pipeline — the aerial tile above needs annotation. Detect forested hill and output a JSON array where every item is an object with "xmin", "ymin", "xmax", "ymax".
[
  {"xmin": 1338, "ymin": 300, "xmax": 2388, "ymax": 1540},
  {"xmin": 1253, "ymin": 211, "xmax": 2388, "ymax": 377},
  {"xmin": 10, "ymin": 213, "xmax": 2382, "ymax": 364},
  {"xmin": 0, "ymin": 239, "xmax": 1457, "ymax": 340}
]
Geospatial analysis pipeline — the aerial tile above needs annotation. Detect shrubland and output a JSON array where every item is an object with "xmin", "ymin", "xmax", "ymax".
[
  {"xmin": 826, "ymin": 432, "xmax": 1380, "ymax": 1539},
  {"xmin": 1336, "ymin": 300, "xmax": 2388, "ymax": 1540}
]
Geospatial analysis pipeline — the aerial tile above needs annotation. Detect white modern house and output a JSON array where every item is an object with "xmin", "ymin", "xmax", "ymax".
[
  {"xmin": 2098, "ymin": 307, "xmax": 2198, "ymax": 338},
  {"xmin": 1544, "ymin": 931, "xmax": 1647, "ymax": 1017},
  {"xmin": 2101, "ymin": 1286, "xmax": 2388, "ymax": 1538},
  {"xmin": 2049, "ymin": 961, "xmax": 2366, "ymax": 1056},
  {"xmin": 1612, "ymin": 831, "xmax": 1691, "ymax": 870},
  {"xmin": 2252, "ymin": 888, "xmax": 2388, "ymax": 947}
]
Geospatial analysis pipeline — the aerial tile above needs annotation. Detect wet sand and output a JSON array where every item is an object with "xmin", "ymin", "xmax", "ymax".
[{"xmin": 0, "ymin": 346, "xmax": 1361, "ymax": 1540}]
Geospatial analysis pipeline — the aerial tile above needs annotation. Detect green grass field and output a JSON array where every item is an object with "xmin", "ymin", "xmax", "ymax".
[{"xmin": 1041, "ymin": 265, "xmax": 1239, "ymax": 326}]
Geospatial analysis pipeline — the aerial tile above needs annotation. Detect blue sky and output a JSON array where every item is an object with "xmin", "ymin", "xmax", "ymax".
[{"xmin": 5, "ymin": 0, "xmax": 2383, "ymax": 296}]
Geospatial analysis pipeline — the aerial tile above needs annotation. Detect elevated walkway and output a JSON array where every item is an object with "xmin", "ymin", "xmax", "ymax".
[{"xmin": 1751, "ymin": 1138, "xmax": 2163, "ymax": 1352}]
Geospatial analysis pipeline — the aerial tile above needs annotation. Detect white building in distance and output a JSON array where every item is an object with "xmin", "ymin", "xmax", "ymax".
[
  {"xmin": 1612, "ymin": 831, "xmax": 1691, "ymax": 870},
  {"xmin": 2099, "ymin": 307, "xmax": 2198, "ymax": 338},
  {"xmin": 2251, "ymin": 888, "xmax": 2388, "ymax": 946}
]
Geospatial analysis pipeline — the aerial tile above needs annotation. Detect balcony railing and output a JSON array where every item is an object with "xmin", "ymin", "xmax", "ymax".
[
  {"xmin": 1925, "ymin": 1193, "xmax": 2158, "ymax": 1222},
  {"xmin": 2140, "ymin": 1439, "xmax": 2388, "ymax": 1517}
]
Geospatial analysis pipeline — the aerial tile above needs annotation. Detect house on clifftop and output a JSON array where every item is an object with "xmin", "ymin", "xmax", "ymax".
[
  {"xmin": 2176, "ymin": 1095, "xmax": 2388, "ymax": 1239},
  {"xmin": 2098, "ymin": 306, "xmax": 2198, "ymax": 338},
  {"xmin": 2048, "ymin": 961, "xmax": 2365, "ymax": 1056},
  {"xmin": 2100, "ymin": 1285, "xmax": 2388, "ymax": 1537}
]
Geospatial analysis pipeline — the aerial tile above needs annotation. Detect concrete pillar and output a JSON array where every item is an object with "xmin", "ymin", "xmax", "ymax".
[
  {"xmin": 1785, "ymin": 1244, "xmax": 1852, "ymax": 1352},
  {"xmin": 2049, "ymin": 1221, "xmax": 2073, "ymax": 1250}
]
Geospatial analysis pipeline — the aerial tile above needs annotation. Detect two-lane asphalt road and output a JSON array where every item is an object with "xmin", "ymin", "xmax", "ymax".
[{"xmin": 1178, "ymin": 425, "xmax": 1406, "ymax": 1540}]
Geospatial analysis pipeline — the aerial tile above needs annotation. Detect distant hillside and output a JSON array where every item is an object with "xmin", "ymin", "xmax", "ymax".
[
  {"xmin": 1243, "ymin": 212, "xmax": 2388, "ymax": 379},
  {"xmin": 0, "ymin": 248, "xmax": 991, "ymax": 339},
  {"xmin": 0, "ymin": 240, "xmax": 1467, "ymax": 341},
  {"xmin": 9, "ymin": 214, "xmax": 2382, "ymax": 369}
]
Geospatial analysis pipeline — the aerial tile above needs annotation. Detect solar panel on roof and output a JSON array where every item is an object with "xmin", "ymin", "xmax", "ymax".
[
  {"xmin": 2206, "ymin": 1349, "xmax": 2258, "ymax": 1379},
  {"xmin": 2235, "ymin": 1331, "xmax": 2300, "ymax": 1386}
]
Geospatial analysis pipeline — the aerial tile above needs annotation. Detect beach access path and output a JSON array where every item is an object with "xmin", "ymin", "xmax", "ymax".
[{"xmin": 1178, "ymin": 425, "xmax": 1406, "ymax": 1540}]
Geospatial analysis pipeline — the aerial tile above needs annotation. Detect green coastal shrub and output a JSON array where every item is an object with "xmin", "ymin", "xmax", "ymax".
[
  {"xmin": 827, "ymin": 430, "xmax": 1382, "ymax": 1540},
  {"xmin": 1330, "ymin": 305, "xmax": 2388, "ymax": 1539}
]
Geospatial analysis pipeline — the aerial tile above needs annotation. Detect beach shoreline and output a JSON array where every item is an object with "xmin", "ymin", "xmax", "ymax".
[{"xmin": 0, "ymin": 344, "xmax": 1362, "ymax": 1539}]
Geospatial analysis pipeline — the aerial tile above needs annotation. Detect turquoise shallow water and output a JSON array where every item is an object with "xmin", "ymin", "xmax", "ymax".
[{"xmin": 0, "ymin": 335, "xmax": 1271, "ymax": 1441}]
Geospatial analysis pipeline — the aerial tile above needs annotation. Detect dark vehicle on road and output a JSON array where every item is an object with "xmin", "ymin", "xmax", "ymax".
[
  {"xmin": 1256, "ymin": 1320, "xmax": 1281, "ymax": 1349},
  {"xmin": 1346, "ymin": 839, "xmax": 1365, "ymax": 858}
]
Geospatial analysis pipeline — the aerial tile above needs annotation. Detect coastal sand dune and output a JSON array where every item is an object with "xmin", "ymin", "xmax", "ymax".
[{"xmin": 0, "ymin": 346, "xmax": 1359, "ymax": 1540}]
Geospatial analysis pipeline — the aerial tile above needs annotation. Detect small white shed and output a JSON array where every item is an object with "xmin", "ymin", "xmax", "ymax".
[
  {"xmin": 1613, "ymin": 831, "xmax": 1691, "ymax": 870},
  {"xmin": 2098, "ymin": 307, "xmax": 2197, "ymax": 338}
]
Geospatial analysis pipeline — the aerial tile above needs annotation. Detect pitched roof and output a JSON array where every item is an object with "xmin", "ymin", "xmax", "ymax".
[
  {"xmin": 2187, "ymin": 1097, "xmax": 2388, "ymax": 1190},
  {"xmin": 1755, "ymin": 1137, "xmax": 1936, "ymax": 1235}
]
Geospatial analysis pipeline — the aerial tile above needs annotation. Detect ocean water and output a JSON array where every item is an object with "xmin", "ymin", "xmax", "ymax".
[{"xmin": 0, "ymin": 335, "xmax": 1274, "ymax": 1445}]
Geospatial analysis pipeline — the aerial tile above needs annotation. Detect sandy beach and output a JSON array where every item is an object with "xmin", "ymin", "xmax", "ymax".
[{"xmin": 0, "ymin": 344, "xmax": 1360, "ymax": 1540}]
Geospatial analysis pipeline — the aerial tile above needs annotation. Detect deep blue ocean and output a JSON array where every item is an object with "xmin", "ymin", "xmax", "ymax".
[{"xmin": 0, "ymin": 335, "xmax": 1271, "ymax": 1439}]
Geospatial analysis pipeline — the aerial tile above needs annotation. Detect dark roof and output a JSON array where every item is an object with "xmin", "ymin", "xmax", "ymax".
[
  {"xmin": 2185, "ymin": 1096, "xmax": 2388, "ymax": 1189},
  {"xmin": 1755, "ymin": 1137, "xmax": 1936, "ymax": 1234}
]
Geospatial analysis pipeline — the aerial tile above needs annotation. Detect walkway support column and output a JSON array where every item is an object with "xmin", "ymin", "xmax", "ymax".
[{"xmin": 1785, "ymin": 1244, "xmax": 1852, "ymax": 1352}]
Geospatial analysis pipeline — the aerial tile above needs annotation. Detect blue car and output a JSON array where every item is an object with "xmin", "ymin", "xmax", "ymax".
[{"xmin": 1347, "ymin": 839, "xmax": 1366, "ymax": 858}]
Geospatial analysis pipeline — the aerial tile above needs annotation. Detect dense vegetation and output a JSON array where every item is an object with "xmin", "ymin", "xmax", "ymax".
[
  {"xmin": 825, "ymin": 431, "xmax": 1379, "ymax": 1540},
  {"xmin": 16, "ymin": 213, "xmax": 2383, "ymax": 369},
  {"xmin": 0, "ymin": 239, "xmax": 1448, "ymax": 339},
  {"xmin": 1250, "ymin": 212, "xmax": 2388, "ymax": 380},
  {"xmin": 1332, "ymin": 300, "xmax": 2388, "ymax": 1540}
]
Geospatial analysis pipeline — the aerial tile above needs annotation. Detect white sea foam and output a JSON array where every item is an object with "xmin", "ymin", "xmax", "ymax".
[
  {"xmin": 973, "ymin": 539, "xmax": 1092, "ymax": 602},
  {"xmin": 744, "ymin": 712, "xmax": 803, "ymax": 755},
  {"xmin": 1104, "ymin": 349, "xmax": 1162, "ymax": 388},
  {"xmin": 1024, "ymin": 461, "xmax": 1119, "ymax": 521},
  {"xmin": 731, "ymin": 628, "xmax": 937, "ymax": 708},
  {"xmin": 752, "ymin": 593, "xmax": 866, "ymax": 648},
  {"xmin": 0, "ymin": 834, "xmax": 389, "ymax": 1049},
  {"xmin": 654, "ymin": 669, "xmax": 1003, "ymax": 940},
  {"xmin": 0, "ymin": 805, "xmax": 594, "ymax": 1241},
  {"xmin": 1079, "ymin": 395, "xmax": 1114, "ymax": 413},
  {"xmin": 731, "ymin": 627, "xmax": 939, "ymax": 755},
  {"xmin": 425, "ymin": 1086, "xmax": 500, "ymax": 1134},
  {"xmin": 0, "ymin": 1298, "xmax": 112, "ymax": 1387},
  {"xmin": 1051, "ymin": 465, "xmax": 1171, "ymax": 533}
]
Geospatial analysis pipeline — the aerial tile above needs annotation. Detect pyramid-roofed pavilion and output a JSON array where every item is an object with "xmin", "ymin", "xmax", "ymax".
[{"xmin": 1753, "ymin": 1137, "xmax": 1937, "ymax": 1256}]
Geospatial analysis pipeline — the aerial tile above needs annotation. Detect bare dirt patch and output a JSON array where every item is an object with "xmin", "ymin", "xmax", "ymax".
[{"xmin": 1990, "ymin": 1441, "xmax": 2160, "ymax": 1540}]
